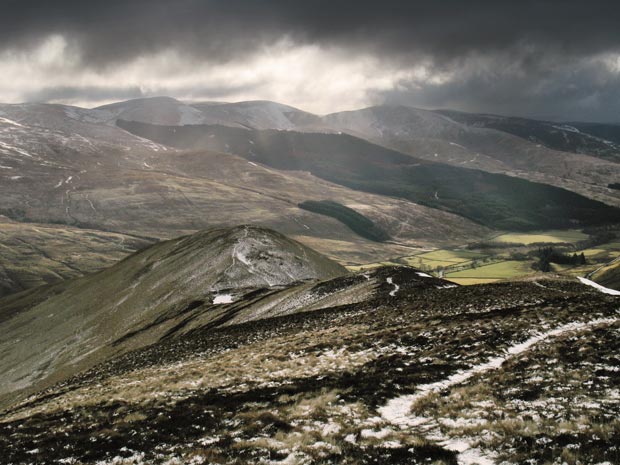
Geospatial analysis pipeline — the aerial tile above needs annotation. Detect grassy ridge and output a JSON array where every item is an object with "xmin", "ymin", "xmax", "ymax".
[
  {"xmin": 298, "ymin": 200, "xmax": 390, "ymax": 242},
  {"xmin": 592, "ymin": 261, "xmax": 620, "ymax": 291},
  {"xmin": 117, "ymin": 120, "xmax": 620, "ymax": 231}
]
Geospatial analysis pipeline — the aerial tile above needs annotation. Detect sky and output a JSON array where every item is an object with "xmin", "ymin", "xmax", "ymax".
[{"xmin": 1, "ymin": 0, "xmax": 620, "ymax": 122}]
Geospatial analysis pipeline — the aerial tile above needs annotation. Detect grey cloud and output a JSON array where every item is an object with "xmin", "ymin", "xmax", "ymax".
[
  {"xmin": 3, "ymin": 1, "xmax": 620, "ymax": 67},
  {"xmin": 22, "ymin": 86, "xmax": 146, "ymax": 104},
  {"xmin": 2, "ymin": 0, "xmax": 620, "ymax": 121},
  {"xmin": 372, "ymin": 55, "xmax": 620, "ymax": 122}
]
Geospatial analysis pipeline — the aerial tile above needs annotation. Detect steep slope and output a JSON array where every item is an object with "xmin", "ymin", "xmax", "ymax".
[
  {"xmin": 438, "ymin": 109, "xmax": 620, "ymax": 163},
  {"xmin": 0, "ymin": 226, "xmax": 348, "ymax": 404},
  {"xmin": 0, "ymin": 101, "xmax": 489, "ymax": 273},
  {"xmin": 323, "ymin": 105, "xmax": 620, "ymax": 206},
  {"xmin": 590, "ymin": 259, "xmax": 620, "ymax": 291},
  {"xmin": 117, "ymin": 119, "xmax": 620, "ymax": 231},
  {"xmin": 1, "ymin": 274, "xmax": 617, "ymax": 465},
  {"xmin": 35, "ymin": 97, "xmax": 619, "ymax": 207}
]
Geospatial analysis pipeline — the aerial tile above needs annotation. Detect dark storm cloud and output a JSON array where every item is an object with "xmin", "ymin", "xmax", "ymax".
[
  {"xmin": 2, "ymin": 0, "xmax": 620, "ymax": 120},
  {"xmin": 372, "ymin": 53, "xmax": 620, "ymax": 122},
  {"xmin": 3, "ymin": 0, "xmax": 620, "ymax": 66}
]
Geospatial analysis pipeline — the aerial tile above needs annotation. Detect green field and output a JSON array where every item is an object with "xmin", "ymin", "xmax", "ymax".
[
  {"xmin": 346, "ymin": 261, "xmax": 401, "ymax": 271},
  {"xmin": 345, "ymin": 229, "xmax": 620, "ymax": 286},
  {"xmin": 492, "ymin": 230, "xmax": 588, "ymax": 245},
  {"xmin": 402, "ymin": 249, "xmax": 485, "ymax": 268},
  {"xmin": 445, "ymin": 260, "xmax": 533, "ymax": 283},
  {"xmin": 493, "ymin": 230, "xmax": 589, "ymax": 244}
]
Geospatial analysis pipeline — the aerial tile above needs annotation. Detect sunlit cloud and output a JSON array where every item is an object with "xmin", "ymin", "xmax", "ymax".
[{"xmin": 0, "ymin": 35, "xmax": 451, "ymax": 113}]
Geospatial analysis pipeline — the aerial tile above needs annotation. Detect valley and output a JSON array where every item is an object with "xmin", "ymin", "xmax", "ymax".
[{"xmin": 348, "ymin": 228, "xmax": 620, "ymax": 286}]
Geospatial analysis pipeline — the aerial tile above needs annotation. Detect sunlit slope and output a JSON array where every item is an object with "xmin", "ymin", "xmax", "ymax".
[{"xmin": 118, "ymin": 120, "xmax": 620, "ymax": 231}]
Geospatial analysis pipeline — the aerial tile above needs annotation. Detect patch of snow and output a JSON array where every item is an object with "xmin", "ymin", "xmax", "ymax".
[
  {"xmin": 248, "ymin": 161, "xmax": 258, "ymax": 167},
  {"xmin": 455, "ymin": 446, "xmax": 496, "ymax": 465},
  {"xmin": 361, "ymin": 427, "xmax": 393, "ymax": 439},
  {"xmin": 416, "ymin": 272, "xmax": 432, "ymax": 278},
  {"xmin": 0, "ymin": 140, "xmax": 35, "ymax": 158},
  {"xmin": 553, "ymin": 124, "xmax": 580, "ymax": 133},
  {"xmin": 95, "ymin": 452, "xmax": 146, "ymax": 465},
  {"xmin": 449, "ymin": 141, "xmax": 467, "ymax": 150},
  {"xmin": 0, "ymin": 117, "xmax": 25, "ymax": 128},
  {"xmin": 386, "ymin": 277, "xmax": 400, "ymax": 296},
  {"xmin": 197, "ymin": 436, "xmax": 220, "ymax": 446},
  {"xmin": 321, "ymin": 421, "xmax": 341, "ymax": 435},
  {"xmin": 213, "ymin": 294, "xmax": 234, "ymax": 304},
  {"xmin": 577, "ymin": 277, "xmax": 620, "ymax": 296}
]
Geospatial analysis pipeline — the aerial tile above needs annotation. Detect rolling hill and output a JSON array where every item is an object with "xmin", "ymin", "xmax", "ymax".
[
  {"xmin": 323, "ymin": 105, "xmax": 620, "ymax": 207},
  {"xmin": 0, "ymin": 101, "xmax": 490, "ymax": 296},
  {"xmin": 437, "ymin": 109, "xmax": 620, "ymax": 163},
  {"xmin": 91, "ymin": 97, "xmax": 620, "ymax": 206},
  {"xmin": 0, "ymin": 226, "xmax": 349, "ymax": 406},
  {"xmin": 117, "ymin": 119, "xmax": 620, "ymax": 231}
]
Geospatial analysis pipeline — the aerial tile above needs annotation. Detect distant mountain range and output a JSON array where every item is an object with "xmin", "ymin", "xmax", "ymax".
[{"xmin": 1, "ymin": 96, "xmax": 619, "ymax": 297}]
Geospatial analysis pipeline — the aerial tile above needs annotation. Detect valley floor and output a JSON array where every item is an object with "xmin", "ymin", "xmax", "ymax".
[{"xmin": 348, "ymin": 228, "xmax": 620, "ymax": 288}]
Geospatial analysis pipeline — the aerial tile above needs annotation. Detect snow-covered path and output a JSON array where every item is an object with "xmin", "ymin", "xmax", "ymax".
[{"xmin": 379, "ymin": 316, "xmax": 619, "ymax": 464}]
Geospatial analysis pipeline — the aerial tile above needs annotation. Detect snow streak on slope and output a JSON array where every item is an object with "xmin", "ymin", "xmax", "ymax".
[
  {"xmin": 386, "ymin": 277, "xmax": 399, "ymax": 296},
  {"xmin": 578, "ymin": 276, "xmax": 620, "ymax": 295},
  {"xmin": 378, "ymin": 317, "xmax": 618, "ymax": 464},
  {"xmin": 379, "ymin": 317, "xmax": 618, "ymax": 427}
]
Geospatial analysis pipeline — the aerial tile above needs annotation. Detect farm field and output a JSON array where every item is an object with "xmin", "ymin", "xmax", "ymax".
[
  {"xmin": 401, "ymin": 249, "xmax": 485, "ymax": 268},
  {"xmin": 346, "ymin": 229, "xmax": 620, "ymax": 285},
  {"xmin": 445, "ymin": 260, "xmax": 533, "ymax": 284},
  {"xmin": 491, "ymin": 230, "xmax": 588, "ymax": 244}
]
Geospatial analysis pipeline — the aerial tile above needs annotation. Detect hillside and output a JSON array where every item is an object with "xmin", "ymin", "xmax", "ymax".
[
  {"xmin": 1, "ymin": 262, "xmax": 617, "ymax": 464},
  {"xmin": 0, "ymin": 102, "xmax": 491, "ymax": 296},
  {"xmin": 591, "ymin": 259, "xmax": 620, "ymax": 291},
  {"xmin": 323, "ymin": 105, "xmax": 620, "ymax": 207},
  {"xmin": 0, "ymin": 226, "xmax": 349, "ymax": 406},
  {"xmin": 87, "ymin": 97, "xmax": 620, "ymax": 206},
  {"xmin": 298, "ymin": 200, "xmax": 391, "ymax": 242},
  {"xmin": 437, "ymin": 109, "xmax": 620, "ymax": 163},
  {"xmin": 117, "ymin": 119, "xmax": 620, "ymax": 231},
  {"xmin": 0, "ymin": 215, "xmax": 152, "ymax": 297}
]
